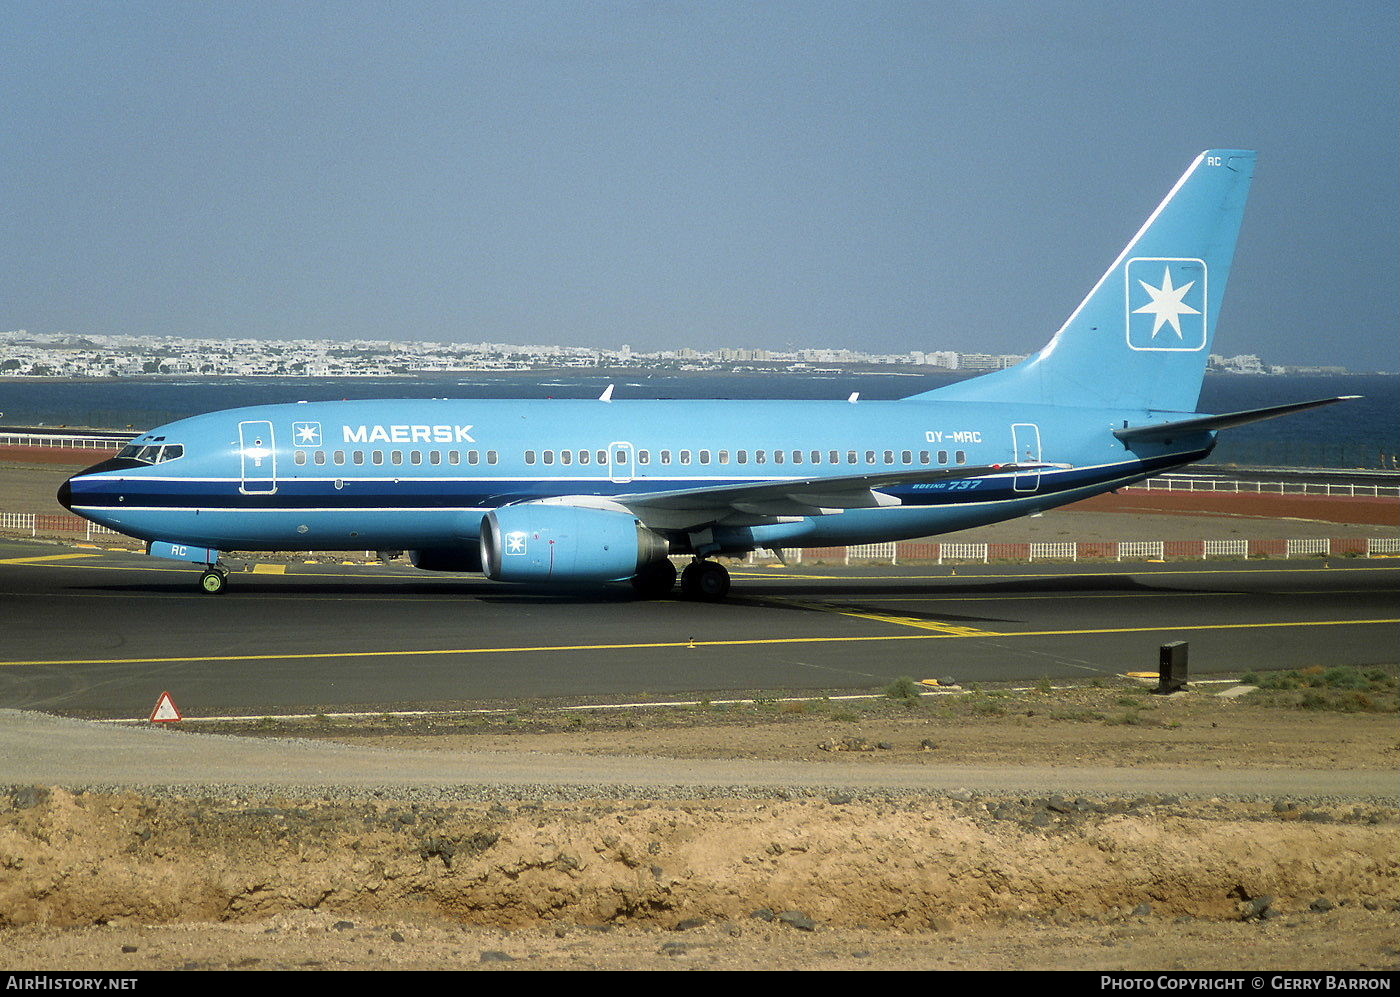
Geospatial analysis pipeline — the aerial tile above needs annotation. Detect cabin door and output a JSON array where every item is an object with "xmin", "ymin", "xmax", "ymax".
[
  {"xmin": 238, "ymin": 420, "xmax": 278, "ymax": 495},
  {"xmin": 1011, "ymin": 423, "xmax": 1041, "ymax": 493}
]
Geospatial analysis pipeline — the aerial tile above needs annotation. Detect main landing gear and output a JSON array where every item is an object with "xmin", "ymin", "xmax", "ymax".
[
  {"xmin": 630, "ymin": 558, "xmax": 731, "ymax": 601},
  {"xmin": 630, "ymin": 558, "xmax": 677, "ymax": 599},
  {"xmin": 198, "ymin": 566, "xmax": 228, "ymax": 595},
  {"xmin": 680, "ymin": 559, "xmax": 730, "ymax": 602}
]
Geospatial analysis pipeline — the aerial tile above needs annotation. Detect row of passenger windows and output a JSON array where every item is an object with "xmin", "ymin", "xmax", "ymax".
[
  {"xmin": 293, "ymin": 447, "xmax": 972, "ymax": 470},
  {"xmin": 294, "ymin": 449, "xmax": 500, "ymax": 467},
  {"xmin": 524, "ymin": 448, "xmax": 968, "ymax": 467}
]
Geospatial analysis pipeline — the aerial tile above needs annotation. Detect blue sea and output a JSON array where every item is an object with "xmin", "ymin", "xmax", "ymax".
[{"xmin": 1, "ymin": 371, "xmax": 1396, "ymax": 470}]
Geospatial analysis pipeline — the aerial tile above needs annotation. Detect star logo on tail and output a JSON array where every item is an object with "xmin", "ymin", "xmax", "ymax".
[
  {"xmin": 1133, "ymin": 267, "xmax": 1200, "ymax": 338},
  {"xmin": 1124, "ymin": 257, "xmax": 1208, "ymax": 352}
]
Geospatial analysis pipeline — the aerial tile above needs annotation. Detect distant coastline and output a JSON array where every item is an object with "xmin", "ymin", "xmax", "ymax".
[{"xmin": 1, "ymin": 367, "xmax": 1392, "ymax": 385}]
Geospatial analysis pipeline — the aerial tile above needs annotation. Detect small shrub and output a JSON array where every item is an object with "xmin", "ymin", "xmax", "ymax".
[
  {"xmin": 884, "ymin": 676, "xmax": 923, "ymax": 702},
  {"xmin": 1322, "ymin": 666, "xmax": 1366, "ymax": 690}
]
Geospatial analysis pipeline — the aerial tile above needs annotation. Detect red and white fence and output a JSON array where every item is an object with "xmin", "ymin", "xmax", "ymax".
[
  {"xmin": 748, "ymin": 536, "xmax": 1400, "ymax": 564},
  {"xmin": 1132, "ymin": 477, "xmax": 1399, "ymax": 499},
  {"xmin": 0, "ymin": 512, "xmax": 125, "ymax": 542}
]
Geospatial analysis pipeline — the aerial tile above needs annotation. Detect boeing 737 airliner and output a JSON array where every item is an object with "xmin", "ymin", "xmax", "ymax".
[{"xmin": 59, "ymin": 150, "xmax": 1352, "ymax": 599}]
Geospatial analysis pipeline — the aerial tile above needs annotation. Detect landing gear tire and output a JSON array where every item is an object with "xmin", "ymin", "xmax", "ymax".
[
  {"xmin": 198, "ymin": 568, "xmax": 227, "ymax": 595},
  {"xmin": 680, "ymin": 560, "xmax": 730, "ymax": 602},
  {"xmin": 631, "ymin": 559, "xmax": 677, "ymax": 599}
]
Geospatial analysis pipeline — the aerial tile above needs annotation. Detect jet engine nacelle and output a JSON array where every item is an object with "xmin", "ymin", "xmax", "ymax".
[{"xmin": 481, "ymin": 505, "xmax": 669, "ymax": 583}]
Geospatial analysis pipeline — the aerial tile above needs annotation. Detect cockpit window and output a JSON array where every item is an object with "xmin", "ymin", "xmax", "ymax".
[{"xmin": 117, "ymin": 443, "xmax": 184, "ymax": 464}]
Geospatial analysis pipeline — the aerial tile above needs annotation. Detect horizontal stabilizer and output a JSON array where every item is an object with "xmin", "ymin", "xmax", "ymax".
[{"xmin": 1113, "ymin": 396, "xmax": 1359, "ymax": 443}]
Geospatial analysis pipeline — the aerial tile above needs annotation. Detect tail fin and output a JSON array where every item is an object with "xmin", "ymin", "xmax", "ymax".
[{"xmin": 907, "ymin": 150, "xmax": 1255, "ymax": 412}]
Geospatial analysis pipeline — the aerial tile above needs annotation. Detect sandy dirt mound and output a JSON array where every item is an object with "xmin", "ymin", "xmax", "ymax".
[{"xmin": 3, "ymin": 788, "xmax": 1395, "ymax": 932}]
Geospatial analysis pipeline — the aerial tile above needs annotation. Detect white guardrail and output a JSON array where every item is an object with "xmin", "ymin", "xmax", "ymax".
[
  {"xmin": 1136, "ymin": 477, "xmax": 1399, "ymax": 498},
  {"xmin": 744, "ymin": 536, "xmax": 1399, "ymax": 564},
  {"xmin": 0, "ymin": 433, "xmax": 125, "ymax": 450}
]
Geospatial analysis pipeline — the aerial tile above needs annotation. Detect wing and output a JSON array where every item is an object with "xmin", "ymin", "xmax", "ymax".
[{"xmin": 595, "ymin": 462, "xmax": 1054, "ymax": 532}]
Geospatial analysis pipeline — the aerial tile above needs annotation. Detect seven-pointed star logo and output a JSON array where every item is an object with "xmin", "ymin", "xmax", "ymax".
[
  {"xmin": 505, "ymin": 532, "xmax": 527, "ymax": 555},
  {"xmin": 293, "ymin": 422, "xmax": 321, "ymax": 445},
  {"xmin": 1133, "ymin": 267, "xmax": 1200, "ymax": 339}
]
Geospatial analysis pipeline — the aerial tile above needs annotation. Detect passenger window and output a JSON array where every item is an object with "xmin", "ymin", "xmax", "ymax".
[
  {"xmin": 829, "ymin": 450, "xmax": 839, "ymax": 464},
  {"xmin": 638, "ymin": 450, "xmax": 650, "ymax": 464},
  {"xmin": 448, "ymin": 451, "xmax": 459, "ymax": 465},
  {"xmin": 353, "ymin": 450, "xmax": 365, "ymax": 465},
  {"xmin": 295, "ymin": 451, "xmax": 307, "ymax": 466},
  {"xmin": 391, "ymin": 451, "xmax": 404, "ymax": 466},
  {"xmin": 467, "ymin": 451, "xmax": 479, "ymax": 465},
  {"xmin": 372, "ymin": 450, "xmax": 384, "ymax": 465},
  {"xmin": 699, "ymin": 450, "xmax": 710, "ymax": 465},
  {"xmin": 579, "ymin": 450, "xmax": 590, "ymax": 465},
  {"xmin": 487, "ymin": 451, "xmax": 499, "ymax": 464},
  {"xmin": 883, "ymin": 450, "xmax": 894, "ymax": 464},
  {"xmin": 847, "ymin": 450, "xmax": 857, "ymax": 464},
  {"xmin": 525, "ymin": 450, "xmax": 537, "ymax": 465},
  {"xmin": 919, "ymin": 450, "xmax": 930, "ymax": 464},
  {"xmin": 314, "ymin": 451, "xmax": 327, "ymax": 465},
  {"xmin": 334, "ymin": 450, "xmax": 346, "ymax": 465},
  {"xmin": 718, "ymin": 450, "xmax": 729, "ymax": 464},
  {"xmin": 597, "ymin": 450, "xmax": 608, "ymax": 465},
  {"xmin": 865, "ymin": 450, "xmax": 876, "ymax": 464},
  {"xmin": 938, "ymin": 450, "xmax": 948, "ymax": 464},
  {"xmin": 561, "ymin": 450, "xmax": 572, "ymax": 465},
  {"xmin": 614, "ymin": 449, "xmax": 626, "ymax": 464},
  {"xmin": 755, "ymin": 450, "xmax": 766, "ymax": 464},
  {"xmin": 543, "ymin": 451, "xmax": 554, "ymax": 465},
  {"xmin": 902, "ymin": 450, "xmax": 912, "ymax": 464},
  {"xmin": 809, "ymin": 450, "xmax": 820, "ymax": 464},
  {"xmin": 792, "ymin": 451, "xmax": 803, "ymax": 464},
  {"xmin": 773, "ymin": 450, "xmax": 784, "ymax": 465},
  {"xmin": 660, "ymin": 450, "xmax": 671, "ymax": 465},
  {"xmin": 680, "ymin": 450, "xmax": 691, "ymax": 465},
  {"xmin": 409, "ymin": 451, "xmax": 422, "ymax": 465},
  {"xmin": 737, "ymin": 450, "xmax": 747, "ymax": 464},
  {"xmin": 429, "ymin": 451, "xmax": 441, "ymax": 465},
  {"xmin": 956, "ymin": 450, "xmax": 967, "ymax": 464}
]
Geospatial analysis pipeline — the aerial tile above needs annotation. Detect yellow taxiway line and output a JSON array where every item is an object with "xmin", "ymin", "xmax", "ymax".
[
  {"xmin": 0, "ymin": 617, "xmax": 1395, "ymax": 669},
  {"xmin": 0, "ymin": 553, "xmax": 98, "ymax": 565}
]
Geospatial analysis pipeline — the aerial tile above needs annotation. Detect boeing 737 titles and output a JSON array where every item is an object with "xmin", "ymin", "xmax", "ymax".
[{"xmin": 59, "ymin": 150, "xmax": 1354, "ymax": 599}]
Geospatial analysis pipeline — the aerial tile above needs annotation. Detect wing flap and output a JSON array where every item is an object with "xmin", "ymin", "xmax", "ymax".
[{"xmin": 611, "ymin": 462, "xmax": 1049, "ymax": 530}]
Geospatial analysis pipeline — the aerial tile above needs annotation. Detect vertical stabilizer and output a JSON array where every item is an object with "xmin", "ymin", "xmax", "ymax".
[{"xmin": 908, "ymin": 151, "xmax": 1255, "ymax": 412}]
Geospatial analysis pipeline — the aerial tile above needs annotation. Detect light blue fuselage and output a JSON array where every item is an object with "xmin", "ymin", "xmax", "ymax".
[{"xmin": 64, "ymin": 396, "xmax": 1208, "ymax": 552}]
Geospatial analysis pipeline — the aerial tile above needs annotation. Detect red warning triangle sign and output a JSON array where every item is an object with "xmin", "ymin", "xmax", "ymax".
[{"xmin": 149, "ymin": 691, "xmax": 183, "ymax": 723}]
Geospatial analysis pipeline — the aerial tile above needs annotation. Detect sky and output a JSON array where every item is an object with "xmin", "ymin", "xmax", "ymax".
[{"xmin": 2, "ymin": 1, "xmax": 1396, "ymax": 368}]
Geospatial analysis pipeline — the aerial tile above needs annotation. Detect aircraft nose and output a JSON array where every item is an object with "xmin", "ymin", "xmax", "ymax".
[{"xmin": 57, "ymin": 477, "xmax": 74, "ymax": 511}]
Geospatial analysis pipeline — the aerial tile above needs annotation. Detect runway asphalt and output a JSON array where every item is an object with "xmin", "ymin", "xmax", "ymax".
[{"xmin": 1, "ymin": 537, "xmax": 1397, "ymax": 719}]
